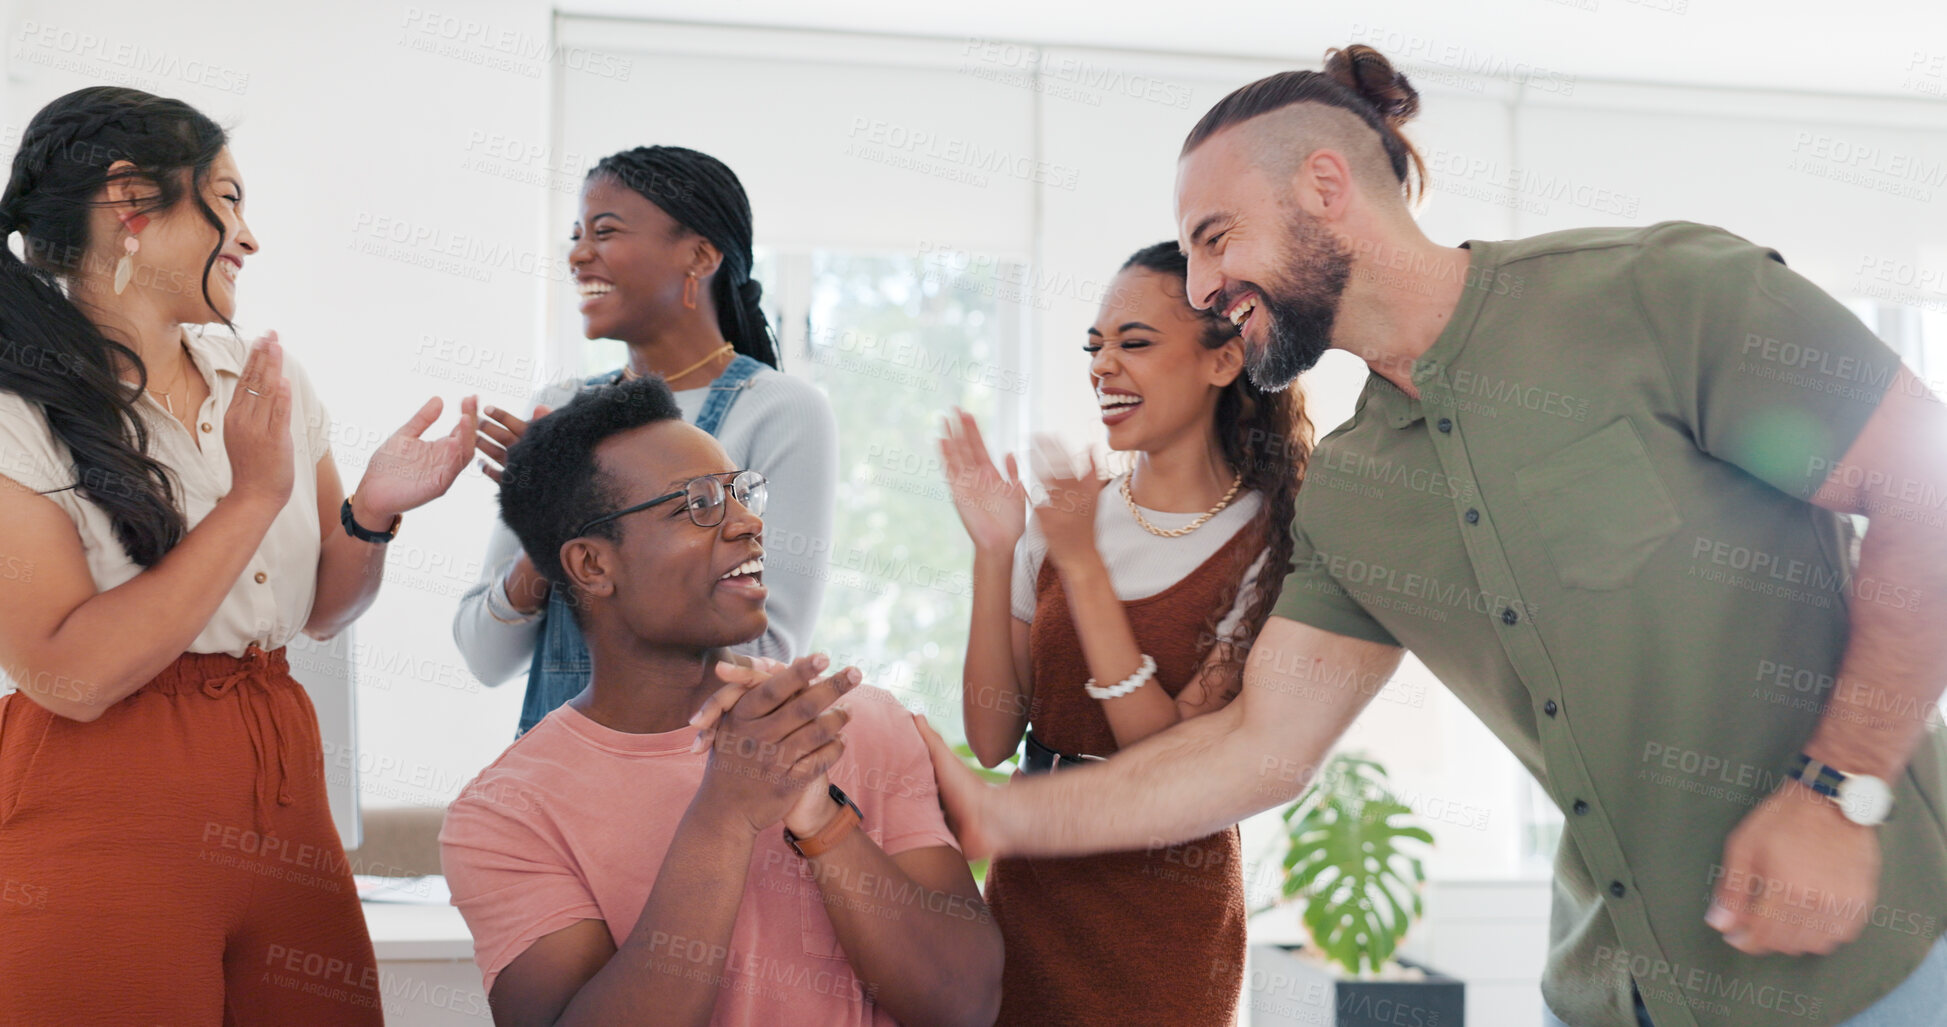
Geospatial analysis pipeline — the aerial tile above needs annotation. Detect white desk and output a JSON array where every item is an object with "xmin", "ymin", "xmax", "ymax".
[{"xmin": 362, "ymin": 901, "xmax": 491, "ymax": 1025}]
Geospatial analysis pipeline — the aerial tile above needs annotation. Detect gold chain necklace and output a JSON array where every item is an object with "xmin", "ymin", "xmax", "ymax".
[
  {"xmin": 1121, "ymin": 470, "xmax": 1244, "ymax": 539},
  {"xmin": 622, "ymin": 343, "xmax": 735, "ymax": 386},
  {"xmin": 133, "ymin": 346, "xmax": 192, "ymax": 417}
]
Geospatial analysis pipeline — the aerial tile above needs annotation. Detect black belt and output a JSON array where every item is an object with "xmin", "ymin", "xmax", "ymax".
[{"xmin": 1021, "ymin": 730, "xmax": 1105, "ymax": 774}]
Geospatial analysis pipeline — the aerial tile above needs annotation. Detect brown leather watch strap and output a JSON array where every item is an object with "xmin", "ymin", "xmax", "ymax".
[{"xmin": 784, "ymin": 784, "xmax": 862, "ymax": 859}]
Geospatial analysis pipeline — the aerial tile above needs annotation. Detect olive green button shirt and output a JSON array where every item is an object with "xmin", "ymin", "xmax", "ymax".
[{"xmin": 1274, "ymin": 222, "xmax": 1947, "ymax": 1027}]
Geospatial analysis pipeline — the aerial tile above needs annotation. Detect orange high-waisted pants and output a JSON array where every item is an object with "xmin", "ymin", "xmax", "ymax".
[{"xmin": 0, "ymin": 645, "xmax": 381, "ymax": 1026}]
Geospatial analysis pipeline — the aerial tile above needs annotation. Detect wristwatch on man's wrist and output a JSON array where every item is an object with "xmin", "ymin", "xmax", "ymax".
[
  {"xmin": 1789, "ymin": 753, "xmax": 1894, "ymax": 827},
  {"xmin": 784, "ymin": 783, "xmax": 862, "ymax": 859}
]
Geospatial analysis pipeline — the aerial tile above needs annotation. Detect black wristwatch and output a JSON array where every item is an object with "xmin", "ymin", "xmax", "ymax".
[{"xmin": 340, "ymin": 495, "xmax": 401, "ymax": 544}]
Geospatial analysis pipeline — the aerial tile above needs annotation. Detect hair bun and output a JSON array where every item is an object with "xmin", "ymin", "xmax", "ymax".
[
  {"xmin": 1324, "ymin": 44, "xmax": 1419, "ymax": 128},
  {"xmin": 736, "ymin": 278, "xmax": 762, "ymax": 305}
]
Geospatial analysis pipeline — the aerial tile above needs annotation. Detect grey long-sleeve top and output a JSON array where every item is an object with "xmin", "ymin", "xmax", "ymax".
[{"xmin": 451, "ymin": 366, "xmax": 838, "ymax": 687}]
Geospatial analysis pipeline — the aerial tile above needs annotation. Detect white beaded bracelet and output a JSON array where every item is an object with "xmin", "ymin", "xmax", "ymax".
[{"xmin": 1085, "ymin": 654, "xmax": 1158, "ymax": 701}]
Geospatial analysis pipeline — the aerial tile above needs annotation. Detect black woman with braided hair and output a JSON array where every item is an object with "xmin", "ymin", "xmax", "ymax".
[
  {"xmin": 453, "ymin": 145, "xmax": 838, "ymax": 735},
  {"xmin": 0, "ymin": 87, "xmax": 479, "ymax": 1023}
]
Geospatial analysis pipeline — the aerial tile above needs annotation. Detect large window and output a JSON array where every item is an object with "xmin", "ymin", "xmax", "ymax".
[{"xmin": 755, "ymin": 249, "xmax": 1029, "ymax": 741}]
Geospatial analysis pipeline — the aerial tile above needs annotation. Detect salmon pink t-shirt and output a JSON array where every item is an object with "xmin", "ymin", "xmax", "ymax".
[{"xmin": 439, "ymin": 685, "xmax": 959, "ymax": 1026}]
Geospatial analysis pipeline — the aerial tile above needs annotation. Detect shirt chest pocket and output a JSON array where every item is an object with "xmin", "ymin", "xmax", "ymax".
[
  {"xmin": 1514, "ymin": 417, "xmax": 1682, "ymax": 591},
  {"xmin": 798, "ymin": 824, "xmax": 886, "ymax": 962}
]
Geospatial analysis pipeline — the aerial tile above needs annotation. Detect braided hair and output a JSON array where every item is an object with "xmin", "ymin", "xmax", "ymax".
[
  {"xmin": 586, "ymin": 146, "xmax": 780, "ymax": 369},
  {"xmin": 0, "ymin": 87, "xmax": 229, "ymax": 566},
  {"xmin": 1121, "ymin": 241, "xmax": 1313, "ymax": 705}
]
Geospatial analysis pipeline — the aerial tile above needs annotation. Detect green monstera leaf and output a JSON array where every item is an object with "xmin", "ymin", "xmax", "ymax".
[{"xmin": 1277, "ymin": 754, "xmax": 1434, "ymax": 977}]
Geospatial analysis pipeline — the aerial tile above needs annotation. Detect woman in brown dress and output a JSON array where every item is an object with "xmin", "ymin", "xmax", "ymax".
[{"xmin": 940, "ymin": 241, "xmax": 1314, "ymax": 1025}]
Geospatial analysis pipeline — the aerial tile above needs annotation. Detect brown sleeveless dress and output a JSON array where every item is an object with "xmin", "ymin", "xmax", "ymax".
[{"xmin": 985, "ymin": 522, "xmax": 1256, "ymax": 1027}]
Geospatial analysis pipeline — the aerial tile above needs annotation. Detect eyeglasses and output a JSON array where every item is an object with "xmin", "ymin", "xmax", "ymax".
[{"xmin": 575, "ymin": 469, "xmax": 767, "ymax": 536}]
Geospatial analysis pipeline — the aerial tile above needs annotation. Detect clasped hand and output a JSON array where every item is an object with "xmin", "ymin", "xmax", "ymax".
[{"xmin": 689, "ymin": 655, "xmax": 862, "ymax": 838}]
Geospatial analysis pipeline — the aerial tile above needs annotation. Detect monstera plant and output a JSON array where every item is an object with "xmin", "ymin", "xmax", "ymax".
[{"xmin": 1256, "ymin": 752, "xmax": 1435, "ymax": 976}]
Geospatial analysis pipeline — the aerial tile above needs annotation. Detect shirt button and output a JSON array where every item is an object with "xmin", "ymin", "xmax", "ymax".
[
  {"xmin": 200, "ymin": 422, "xmax": 213, "ymax": 433},
  {"xmin": 1500, "ymin": 606, "xmax": 1519, "ymax": 626},
  {"xmin": 1464, "ymin": 508, "xmax": 1480, "ymax": 524},
  {"xmin": 1437, "ymin": 417, "xmax": 1453, "ymax": 434},
  {"xmin": 1544, "ymin": 699, "xmax": 1559, "ymax": 717},
  {"xmin": 254, "ymin": 571, "xmax": 268, "ymax": 584},
  {"xmin": 1573, "ymin": 799, "xmax": 1589, "ymax": 815},
  {"xmin": 1610, "ymin": 881, "xmax": 1627, "ymax": 899}
]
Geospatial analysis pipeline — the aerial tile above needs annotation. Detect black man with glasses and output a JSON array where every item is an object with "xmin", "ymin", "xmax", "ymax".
[{"xmin": 440, "ymin": 376, "xmax": 1003, "ymax": 1027}]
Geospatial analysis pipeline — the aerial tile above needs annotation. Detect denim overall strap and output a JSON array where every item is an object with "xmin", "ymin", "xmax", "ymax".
[
  {"xmin": 516, "ymin": 357, "xmax": 765, "ymax": 734},
  {"xmin": 692, "ymin": 354, "xmax": 763, "ymax": 436}
]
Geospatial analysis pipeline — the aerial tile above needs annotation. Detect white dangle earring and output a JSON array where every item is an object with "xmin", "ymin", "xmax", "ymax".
[{"xmin": 112, "ymin": 210, "xmax": 148, "ymax": 296}]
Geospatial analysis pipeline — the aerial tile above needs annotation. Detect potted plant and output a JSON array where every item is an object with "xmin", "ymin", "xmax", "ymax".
[{"xmin": 1247, "ymin": 753, "xmax": 1465, "ymax": 1027}]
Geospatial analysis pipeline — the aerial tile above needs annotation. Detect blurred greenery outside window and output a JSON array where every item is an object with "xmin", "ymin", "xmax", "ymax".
[{"xmin": 752, "ymin": 248, "xmax": 1030, "ymax": 748}]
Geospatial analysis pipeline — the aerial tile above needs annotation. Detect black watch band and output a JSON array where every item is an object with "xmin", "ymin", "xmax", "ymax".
[
  {"xmin": 1788, "ymin": 753, "xmax": 1843, "ymax": 799},
  {"xmin": 340, "ymin": 496, "xmax": 400, "ymax": 544}
]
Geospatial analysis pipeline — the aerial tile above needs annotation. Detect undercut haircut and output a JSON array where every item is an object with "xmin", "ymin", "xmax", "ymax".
[{"xmin": 1183, "ymin": 45, "xmax": 1426, "ymax": 206}]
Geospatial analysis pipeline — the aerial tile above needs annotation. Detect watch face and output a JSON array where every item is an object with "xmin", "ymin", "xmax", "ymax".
[{"xmin": 1838, "ymin": 774, "xmax": 1894, "ymax": 825}]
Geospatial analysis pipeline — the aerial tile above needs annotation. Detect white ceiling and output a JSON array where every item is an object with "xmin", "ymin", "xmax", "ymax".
[{"xmin": 557, "ymin": 0, "xmax": 1947, "ymax": 100}]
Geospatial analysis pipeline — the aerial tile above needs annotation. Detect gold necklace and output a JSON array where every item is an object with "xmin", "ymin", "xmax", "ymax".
[
  {"xmin": 1121, "ymin": 470, "xmax": 1244, "ymax": 538},
  {"xmin": 622, "ymin": 343, "xmax": 735, "ymax": 385},
  {"xmin": 137, "ymin": 347, "xmax": 193, "ymax": 417}
]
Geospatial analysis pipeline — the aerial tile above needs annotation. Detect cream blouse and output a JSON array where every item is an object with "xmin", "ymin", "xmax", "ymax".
[{"xmin": 0, "ymin": 324, "xmax": 333, "ymax": 659}]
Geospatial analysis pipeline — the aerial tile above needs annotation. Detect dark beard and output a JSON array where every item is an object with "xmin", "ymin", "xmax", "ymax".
[{"xmin": 1242, "ymin": 212, "xmax": 1353, "ymax": 391}]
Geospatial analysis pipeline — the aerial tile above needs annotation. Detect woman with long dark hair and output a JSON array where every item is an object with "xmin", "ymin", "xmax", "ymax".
[
  {"xmin": 0, "ymin": 87, "xmax": 477, "ymax": 1022},
  {"xmin": 941, "ymin": 240, "xmax": 1313, "ymax": 1024},
  {"xmin": 454, "ymin": 145, "xmax": 836, "ymax": 734}
]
